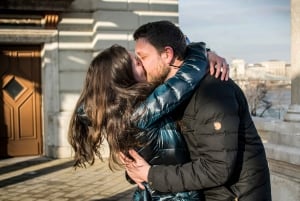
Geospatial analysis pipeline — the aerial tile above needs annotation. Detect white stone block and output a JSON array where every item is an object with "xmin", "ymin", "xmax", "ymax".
[
  {"xmin": 70, "ymin": 0, "xmax": 92, "ymax": 11},
  {"xmin": 92, "ymin": 31, "xmax": 131, "ymax": 50},
  {"xmin": 138, "ymin": 15, "xmax": 178, "ymax": 26},
  {"xmin": 60, "ymin": 93, "xmax": 81, "ymax": 112},
  {"xmin": 92, "ymin": 0, "xmax": 128, "ymax": 11},
  {"xmin": 149, "ymin": 1, "xmax": 178, "ymax": 12},
  {"xmin": 58, "ymin": 13, "xmax": 94, "ymax": 31},
  {"xmin": 128, "ymin": 1, "xmax": 150, "ymax": 10},
  {"xmin": 93, "ymin": 11, "xmax": 139, "ymax": 31},
  {"xmin": 264, "ymin": 143, "xmax": 300, "ymax": 165},
  {"xmin": 47, "ymin": 145, "xmax": 73, "ymax": 158},
  {"xmin": 59, "ymin": 50, "xmax": 92, "ymax": 71},
  {"xmin": 60, "ymin": 71, "xmax": 86, "ymax": 91}
]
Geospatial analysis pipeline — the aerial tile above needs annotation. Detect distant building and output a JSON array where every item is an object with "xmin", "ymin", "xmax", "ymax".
[
  {"xmin": 285, "ymin": 63, "xmax": 292, "ymax": 78},
  {"xmin": 260, "ymin": 60, "xmax": 286, "ymax": 77},
  {"xmin": 246, "ymin": 63, "xmax": 266, "ymax": 80},
  {"xmin": 231, "ymin": 59, "xmax": 246, "ymax": 78},
  {"xmin": 231, "ymin": 59, "xmax": 290, "ymax": 81}
]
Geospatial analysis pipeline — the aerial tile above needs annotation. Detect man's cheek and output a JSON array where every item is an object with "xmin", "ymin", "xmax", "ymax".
[{"xmin": 144, "ymin": 64, "xmax": 155, "ymax": 75}]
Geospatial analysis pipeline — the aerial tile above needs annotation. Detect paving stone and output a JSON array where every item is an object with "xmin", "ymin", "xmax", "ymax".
[{"xmin": 0, "ymin": 157, "xmax": 135, "ymax": 201}]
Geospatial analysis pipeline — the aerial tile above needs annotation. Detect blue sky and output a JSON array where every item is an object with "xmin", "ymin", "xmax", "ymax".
[{"xmin": 179, "ymin": 0, "xmax": 290, "ymax": 64}]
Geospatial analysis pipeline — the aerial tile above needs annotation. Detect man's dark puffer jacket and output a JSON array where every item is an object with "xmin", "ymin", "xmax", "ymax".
[{"xmin": 148, "ymin": 74, "xmax": 272, "ymax": 201}]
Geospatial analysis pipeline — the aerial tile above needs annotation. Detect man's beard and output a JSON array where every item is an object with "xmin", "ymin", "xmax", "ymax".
[{"xmin": 148, "ymin": 65, "xmax": 170, "ymax": 85}]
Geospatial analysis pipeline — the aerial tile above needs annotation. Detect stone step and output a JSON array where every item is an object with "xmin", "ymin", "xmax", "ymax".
[
  {"xmin": 253, "ymin": 117, "xmax": 300, "ymax": 147},
  {"xmin": 264, "ymin": 142, "xmax": 300, "ymax": 166}
]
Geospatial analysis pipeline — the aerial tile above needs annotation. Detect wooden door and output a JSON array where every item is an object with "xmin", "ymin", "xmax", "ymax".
[{"xmin": 0, "ymin": 45, "xmax": 42, "ymax": 158}]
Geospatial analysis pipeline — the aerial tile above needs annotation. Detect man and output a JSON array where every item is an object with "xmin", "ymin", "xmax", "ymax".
[{"xmin": 121, "ymin": 21, "xmax": 272, "ymax": 201}]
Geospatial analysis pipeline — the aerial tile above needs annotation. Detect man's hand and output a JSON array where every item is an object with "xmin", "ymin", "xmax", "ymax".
[
  {"xmin": 119, "ymin": 150, "xmax": 151, "ymax": 190},
  {"xmin": 207, "ymin": 51, "xmax": 230, "ymax": 81}
]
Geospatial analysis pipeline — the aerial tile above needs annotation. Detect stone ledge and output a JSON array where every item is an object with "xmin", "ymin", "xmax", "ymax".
[
  {"xmin": 259, "ymin": 131, "xmax": 299, "ymax": 148},
  {"xmin": 284, "ymin": 104, "xmax": 300, "ymax": 122},
  {"xmin": 268, "ymin": 158, "xmax": 300, "ymax": 182},
  {"xmin": 253, "ymin": 116, "xmax": 300, "ymax": 135},
  {"xmin": 0, "ymin": 29, "xmax": 57, "ymax": 43},
  {"xmin": 264, "ymin": 142, "xmax": 300, "ymax": 166}
]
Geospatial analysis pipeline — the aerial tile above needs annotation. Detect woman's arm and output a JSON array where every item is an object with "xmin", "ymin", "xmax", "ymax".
[{"xmin": 133, "ymin": 42, "xmax": 208, "ymax": 129}]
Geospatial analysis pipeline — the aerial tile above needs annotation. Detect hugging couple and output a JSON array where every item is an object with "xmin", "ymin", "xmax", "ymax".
[{"xmin": 68, "ymin": 20, "xmax": 271, "ymax": 201}]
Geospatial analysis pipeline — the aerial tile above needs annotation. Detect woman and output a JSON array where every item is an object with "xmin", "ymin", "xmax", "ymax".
[{"xmin": 68, "ymin": 43, "xmax": 208, "ymax": 200}]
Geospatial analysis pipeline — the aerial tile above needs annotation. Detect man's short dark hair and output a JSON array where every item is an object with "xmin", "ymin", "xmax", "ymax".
[{"xmin": 133, "ymin": 20, "xmax": 187, "ymax": 61}]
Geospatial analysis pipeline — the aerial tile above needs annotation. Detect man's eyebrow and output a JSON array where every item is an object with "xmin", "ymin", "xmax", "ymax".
[{"xmin": 135, "ymin": 51, "xmax": 144, "ymax": 58}]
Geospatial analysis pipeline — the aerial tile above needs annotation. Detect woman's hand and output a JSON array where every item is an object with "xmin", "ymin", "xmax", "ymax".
[{"xmin": 207, "ymin": 51, "xmax": 230, "ymax": 81}]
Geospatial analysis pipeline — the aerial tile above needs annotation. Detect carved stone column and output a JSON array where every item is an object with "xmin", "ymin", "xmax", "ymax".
[{"xmin": 284, "ymin": 0, "xmax": 300, "ymax": 122}]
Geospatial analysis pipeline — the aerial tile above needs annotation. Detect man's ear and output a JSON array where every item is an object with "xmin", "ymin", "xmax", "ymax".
[{"xmin": 162, "ymin": 46, "xmax": 175, "ymax": 64}]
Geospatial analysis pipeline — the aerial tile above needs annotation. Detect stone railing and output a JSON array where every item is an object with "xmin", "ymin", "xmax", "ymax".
[{"xmin": 253, "ymin": 117, "xmax": 300, "ymax": 201}]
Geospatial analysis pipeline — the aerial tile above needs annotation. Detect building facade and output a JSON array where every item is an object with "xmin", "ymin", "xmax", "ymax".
[{"xmin": 0, "ymin": 0, "xmax": 179, "ymax": 158}]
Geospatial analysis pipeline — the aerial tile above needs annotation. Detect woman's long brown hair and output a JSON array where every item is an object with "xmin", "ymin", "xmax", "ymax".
[{"xmin": 68, "ymin": 45, "xmax": 155, "ymax": 170}]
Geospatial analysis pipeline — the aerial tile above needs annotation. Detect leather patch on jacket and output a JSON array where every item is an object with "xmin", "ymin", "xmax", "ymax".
[{"xmin": 213, "ymin": 121, "xmax": 222, "ymax": 131}]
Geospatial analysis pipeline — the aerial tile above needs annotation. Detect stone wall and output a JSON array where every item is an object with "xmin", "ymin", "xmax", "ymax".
[
  {"xmin": 0, "ymin": 0, "xmax": 179, "ymax": 158},
  {"xmin": 49, "ymin": 0, "xmax": 179, "ymax": 158},
  {"xmin": 253, "ymin": 117, "xmax": 300, "ymax": 201}
]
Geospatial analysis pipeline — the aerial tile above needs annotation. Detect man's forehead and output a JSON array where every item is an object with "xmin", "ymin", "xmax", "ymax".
[{"xmin": 135, "ymin": 39, "xmax": 156, "ymax": 55}]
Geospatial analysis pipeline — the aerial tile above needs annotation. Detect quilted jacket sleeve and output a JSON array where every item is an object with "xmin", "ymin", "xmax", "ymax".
[{"xmin": 132, "ymin": 42, "xmax": 208, "ymax": 129}]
